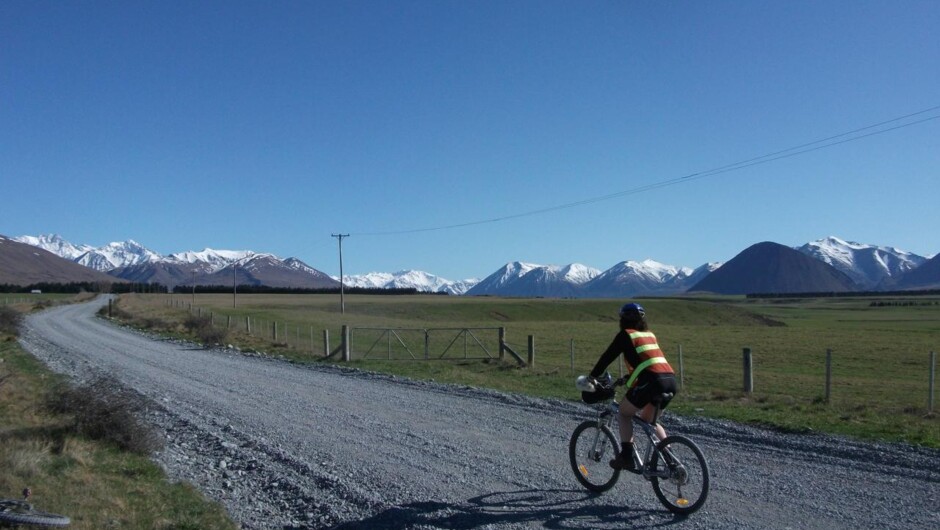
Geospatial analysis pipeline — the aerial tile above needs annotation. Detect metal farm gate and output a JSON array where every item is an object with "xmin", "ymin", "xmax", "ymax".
[{"xmin": 349, "ymin": 327, "xmax": 502, "ymax": 361}]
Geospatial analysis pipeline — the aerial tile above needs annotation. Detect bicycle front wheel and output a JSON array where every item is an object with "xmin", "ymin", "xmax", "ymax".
[
  {"xmin": 0, "ymin": 500, "xmax": 71, "ymax": 527},
  {"xmin": 569, "ymin": 421, "xmax": 621, "ymax": 493},
  {"xmin": 649, "ymin": 435, "xmax": 709, "ymax": 515}
]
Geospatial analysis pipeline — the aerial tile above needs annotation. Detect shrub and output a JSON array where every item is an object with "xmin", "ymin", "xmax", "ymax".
[
  {"xmin": 139, "ymin": 317, "xmax": 170, "ymax": 330},
  {"xmin": 183, "ymin": 314, "xmax": 228, "ymax": 347},
  {"xmin": 0, "ymin": 306, "xmax": 22, "ymax": 336},
  {"xmin": 45, "ymin": 376, "xmax": 164, "ymax": 455},
  {"xmin": 32, "ymin": 299, "xmax": 53, "ymax": 311}
]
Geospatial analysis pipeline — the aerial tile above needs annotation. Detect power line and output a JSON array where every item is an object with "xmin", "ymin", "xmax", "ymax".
[
  {"xmin": 352, "ymin": 105, "xmax": 940, "ymax": 237},
  {"xmin": 331, "ymin": 234, "xmax": 349, "ymax": 313}
]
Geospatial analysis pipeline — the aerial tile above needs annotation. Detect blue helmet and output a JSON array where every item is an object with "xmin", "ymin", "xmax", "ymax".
[{"xmin": 619, "ymin": 302, "xmax": 645, "ymax": 318}]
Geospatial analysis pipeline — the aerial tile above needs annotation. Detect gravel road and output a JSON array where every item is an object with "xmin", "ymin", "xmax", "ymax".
[{"xmin": 17, "ymin": 297, "xmax": 940, "ymax": 529}]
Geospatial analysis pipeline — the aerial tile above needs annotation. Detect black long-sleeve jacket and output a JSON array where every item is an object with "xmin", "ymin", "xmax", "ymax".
[{"xmin": 589, "ymin": 330, "xmax": 637, "ymax": 379}]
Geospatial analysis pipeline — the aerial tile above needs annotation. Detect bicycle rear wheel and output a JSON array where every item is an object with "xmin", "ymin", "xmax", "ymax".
[
  {"xmin": 649, "ymin": 435, "xmax": 709, "ymax": 515},
  {"xmin": 569, "ymin": 421, "xmax": 621, "ymax": 493},
  {"xmin": 0, "ymin": 500, "xmax": 71, "ymax": 527}
]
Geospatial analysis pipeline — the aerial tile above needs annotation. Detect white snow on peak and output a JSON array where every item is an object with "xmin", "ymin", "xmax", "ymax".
[
  {"xmin": 337, "ymin": 270, "xmax": 478, "ymax": 294},
  {"xmin": 798, "ymin": 236, "xmax": 928, "ymax": 288},
  {"xmin": 556, "ymin": 263, "xmax": 601, "ymax": 284},
  {"xmin": 14, "ymin": 234, "xmax": 94, "ymax": 260},
  {"xmin": 505, "ymin": 261, "xmax": 542, "ymax": 276},
  {"xmin": 169, "ymin": 248, "xmax": 254, "ymax": 264},
  {"xmin": 73, "ymin": 239, "xmax": 162, "ymax": 270},
  {"xmin": 613, "ymin": 259, "xmax": 688, "ymax": 282}
]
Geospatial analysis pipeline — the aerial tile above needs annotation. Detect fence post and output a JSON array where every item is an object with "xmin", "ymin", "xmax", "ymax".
[
  {"xmin": 425, "ymin": 330, "xmax": 430, "ymax": 360},
  {"xmin": 108, "ymin": 298, "xmax": 112, "ymax": 318},
  {"xmin": 246, "ymin": 316, "xmax": 251, "ymax": 335},
  {"xmin": 227, "ymin": 315, "xmax": 231, "ymax": 329},
  {"xmin": 273, "ymin": 321, "xmax": 278, "ymax": 341},
  {"xmin": 677, "ymin": 344, "xmax": 685, "ymax": 390},
  {"xmin": 930, "ymin": 351, "xmax": 936, "ymax": 413},
  {"xmin": 342, "ymin": 325, "xmax": 350, "ymax": 362},
  {"xmin": 743, "ymin": 347, "xmax": 753, "ymax": 393},
  {"xmin": 499, "ymin": 327, "xmax": 505, "ymax": 360},
  {"xmin": 323, "ymin": 329, "xmax": 330, "ymax": 357},
  {"xmin": 570, "ymin": 339, "xmax": 575, "ymax": 374},
  {"xmin": 825, "ymin": 349, "xmax": 833, "ymax": 404},
  {"xmin": 527, "ymin": 335, "xmax": 535, "ymax": 368}
]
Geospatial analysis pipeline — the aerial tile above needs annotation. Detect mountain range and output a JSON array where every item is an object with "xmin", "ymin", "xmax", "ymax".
[
  {"xmin": 4, "ymin": 234, "xmax": 938, "ymax": 296},
  {"xmin": 10, "ymin": 234, "xmax": 338, "ymax": 290},
  {"xmin": 0, "ymin": 235, "xmax": 119, "ymax": 286}
]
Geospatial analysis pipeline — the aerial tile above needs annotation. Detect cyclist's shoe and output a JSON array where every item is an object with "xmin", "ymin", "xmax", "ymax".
[{"xmin": 609, "ymin": 452, "xmax": 639, "ymax": 473}]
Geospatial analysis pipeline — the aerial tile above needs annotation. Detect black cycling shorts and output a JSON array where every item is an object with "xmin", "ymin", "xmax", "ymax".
[{"xmin": 625, "ymin": 373, "xmax": 678, "ymax": 409}]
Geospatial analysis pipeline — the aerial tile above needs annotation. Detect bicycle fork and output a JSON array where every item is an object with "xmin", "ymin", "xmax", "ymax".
[{"xmin": 589, "ymin": 412, "xmax": 615, "ymax": 462}]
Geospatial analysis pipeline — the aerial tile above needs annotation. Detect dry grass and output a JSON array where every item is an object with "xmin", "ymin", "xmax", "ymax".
[{"xmin": 0, "ymin": 331, "xmax": 236, "ymax": 529}]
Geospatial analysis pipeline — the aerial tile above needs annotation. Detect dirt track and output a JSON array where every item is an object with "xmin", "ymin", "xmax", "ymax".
[{"xmin": 19, "ymin": 297, "xmax": 940, "ymax": 529}]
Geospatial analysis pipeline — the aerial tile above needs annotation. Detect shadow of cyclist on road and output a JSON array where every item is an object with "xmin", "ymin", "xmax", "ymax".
[{"xmin": 328, "ymin": 488, "xmax": 691, "ymax": 529}]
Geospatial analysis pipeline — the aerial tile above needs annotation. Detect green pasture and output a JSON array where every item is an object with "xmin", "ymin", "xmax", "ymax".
[
  {"xmin": 1, "ymin": 292, "xmax": 88, "ymax": 306},
  {"xmin": 119, "ymin": 293, "xmax": 939, "ymax": 447}
]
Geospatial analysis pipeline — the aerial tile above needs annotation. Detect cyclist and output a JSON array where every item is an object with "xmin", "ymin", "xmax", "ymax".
[{"xmin": 588, "ymin": 302, "xmax": 677, "ymax": 471}]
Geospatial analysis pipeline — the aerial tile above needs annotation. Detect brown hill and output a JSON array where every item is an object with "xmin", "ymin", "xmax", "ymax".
[
  {"xmin": 109, "ymin": 255, "xmax": 341, "ymax": 290},
  {"xmin": 204, "ymin": 255, "xmax": 341, "ymax": 289},
  {"xmin": 689, "ymin": 241, "xmax": 857, "ymax": 295},
  {"xmin": 0, "ymin": 234, "xmax": 122, "ymax": 286}
]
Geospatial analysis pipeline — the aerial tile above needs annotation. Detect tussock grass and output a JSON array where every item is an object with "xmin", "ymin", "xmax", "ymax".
[
  {"xmin": 0, "ymin": 306, "xmax": 22, "ymax": 335},
  {"xmin": 44, "ymin": 376, "xmax": 164, "ymax": 455},
  {"xmin": 182, "ymin": 314, "xmax": 229, "ymax": 347}
]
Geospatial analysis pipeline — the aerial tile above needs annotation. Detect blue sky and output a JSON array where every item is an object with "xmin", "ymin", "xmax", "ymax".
[{"xmin": 2, "ymin": 1, "xmax": 938, "ymax": 280}]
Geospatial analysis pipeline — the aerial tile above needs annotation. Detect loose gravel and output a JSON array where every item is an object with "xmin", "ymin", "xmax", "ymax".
[{"xmin": 17, "ymin": 298, "xmax": 940, "ymax": 529}]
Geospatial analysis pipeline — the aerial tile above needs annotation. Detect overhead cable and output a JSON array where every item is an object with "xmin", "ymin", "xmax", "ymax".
[{"xmin": 353, "ymin": 105, "xmax": 940, "ymax": 236}]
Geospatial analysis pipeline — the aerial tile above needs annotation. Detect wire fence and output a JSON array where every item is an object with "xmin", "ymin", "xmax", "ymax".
[{"xmin": 168, "ymin": 298, "xmax": 937, "ymax": 413}]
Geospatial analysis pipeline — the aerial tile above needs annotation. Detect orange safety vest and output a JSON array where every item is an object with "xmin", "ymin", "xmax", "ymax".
[{"xmin": 625, "ymin": 329, "xmax": 674, "ymax": 388}]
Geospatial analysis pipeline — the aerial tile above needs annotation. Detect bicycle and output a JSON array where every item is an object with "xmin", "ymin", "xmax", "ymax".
[
  {"xmin": 568, "ymin": 374, "xmax": 710, "ymax": 515},
  {"xmin": 0, "ymin": 489, "xmax": 70, "ymax": 527}
]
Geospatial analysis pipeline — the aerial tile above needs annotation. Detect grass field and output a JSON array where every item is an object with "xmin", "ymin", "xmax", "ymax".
[{"xmin": 117, "ymin": 292, "xmax": 939, "ymax": 447}]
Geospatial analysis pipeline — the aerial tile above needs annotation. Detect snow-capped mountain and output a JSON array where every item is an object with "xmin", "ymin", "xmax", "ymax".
[
  {"xmin": 15, "ymin": 234, "xmax": 337, "ymax": 289},
  {"xmin": 15, "ymin": 235, "xmax": 161, "ymax": 271},
  {"xmin": 466, "ymin": 262, "xmax": 543, "ymax": 295},
  {"xmin": 339, "ymin": 270, "xmax": 479, "ymax": 295},
  {"xmin": 558, "ymin": 263, "xmax": 602, "ymax": 285},
  {"xmin": 440, "ymin": 279, "xmax": 480, "ymax": 296},
  {"xmin": 581, "ymin": 259, "xmax": 720, "ymax": 297},
  {"xmin": 13, "ymin": 234, "xmax": 93, "ymax": 260},
  {"xmin": 796, "ymin": 237, "xmax": 927, "ymax": 289},
  {"xmin": 75, "ymin": 240, "xmax": 163, "ymax": 271},
  {"xmin": 466, "ymin": 262, "xmax": 601, "ymax": 297},
  {"xmin": 13, "ymin": 233, "xmax": 935, "ymax": 297},
  {"xmin": 208, "ymin": 254, "xmax": 339, "ymax": 289},
  {"xmin": 167, "ymin": 249, "xmax": 255, "ymax": 271}
]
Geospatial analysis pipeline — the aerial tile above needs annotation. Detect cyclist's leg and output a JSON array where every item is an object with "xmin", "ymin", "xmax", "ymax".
[
  {"xmin": 634, "ymin": 374, "xmax": 678, "ymax": 440},
  {"xmin": 637, "ymin": 404, "xmax": 668, "ymax": 440},
  {"xmin": 618, "ymin": 398, "xmax": 640, "ymax": 443}
]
